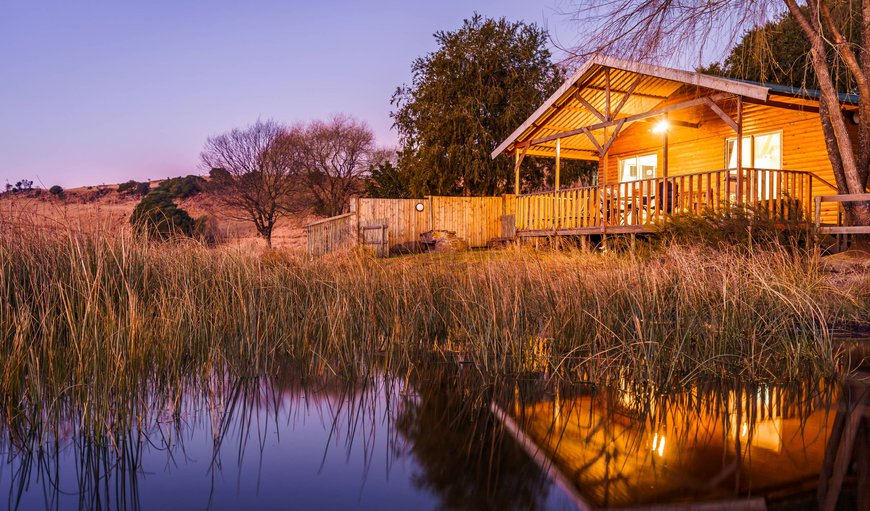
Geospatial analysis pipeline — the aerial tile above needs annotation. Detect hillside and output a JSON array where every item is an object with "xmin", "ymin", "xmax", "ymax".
[{"xmin": 0, "ymin": 182, "xmax": 319, "ymax": 251}]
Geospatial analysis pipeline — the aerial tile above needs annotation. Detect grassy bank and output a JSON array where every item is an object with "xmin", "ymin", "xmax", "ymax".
[{"xmin": 1, "ymin": 225, "xmax": 867, "ymax": 412}]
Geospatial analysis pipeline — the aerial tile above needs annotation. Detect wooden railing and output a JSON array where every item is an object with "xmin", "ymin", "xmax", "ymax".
[
  {"xmin": 814, "ymin": 193, "xmax": 870, "ymax": 235},
  {"xmin": 516, "ymin": 168, "xmax": 816, "ymax": 233}
]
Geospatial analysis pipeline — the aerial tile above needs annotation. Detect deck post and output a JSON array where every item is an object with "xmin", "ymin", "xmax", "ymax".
[
  {"xmin": 662, "ymin": 113, "xmax": 669, "ymax": 178},
  {"xmin": 555, "ymin": 138, "xmax": 561, "ymax": 191},
  {"xmin": 736, "ymin": 96, "xmax": 744, "ymax": 205},
  {"xmin": 513, "ymin": 144, "xmax": 529, "ymax": 196}
]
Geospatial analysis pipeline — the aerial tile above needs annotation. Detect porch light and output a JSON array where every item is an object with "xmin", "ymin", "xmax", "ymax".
[{"xmin": 652, "ymin": 119, "xmax": 670, "ymax": 134}]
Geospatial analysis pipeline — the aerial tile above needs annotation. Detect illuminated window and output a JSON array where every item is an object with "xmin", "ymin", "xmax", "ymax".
[
  {"xmin": 725, "ymin": 131, "xmax": 782, "ymax": 169},
  {"xmin": 725, "ymin": 131, "xmax": 783, "ymax": 200},
  {"xmin": 619, "ymin": 153, "xmax": 657, "ymax": 182}
]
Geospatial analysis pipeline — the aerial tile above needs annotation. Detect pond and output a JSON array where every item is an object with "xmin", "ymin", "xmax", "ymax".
[{"xmin": 1, "ymin": 363, "xmax": 866, "ymax": 510}]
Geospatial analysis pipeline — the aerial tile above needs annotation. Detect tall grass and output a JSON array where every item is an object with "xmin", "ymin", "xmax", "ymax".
[{"xmin": 1, "ymin": 223, "xmax": 866, "ymax": 417}]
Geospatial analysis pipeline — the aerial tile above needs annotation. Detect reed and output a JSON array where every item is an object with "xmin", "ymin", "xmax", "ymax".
[{"xmin": 1, "ymin": 223, "xmax": 866, "ymax": 416}]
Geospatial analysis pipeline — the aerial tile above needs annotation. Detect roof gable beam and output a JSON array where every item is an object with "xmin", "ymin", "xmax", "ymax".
[
  {"xmin": 529, "ymin": 92, "xmax": 731, "ymax": 147},
  {"xmin": 575, "ymin": 93, "xmax": 607, "ymax": 122},
  {"xmin": 703, "ymin": 97, "xmax": 738, "ymax": 132},
  {"xmin": 610, "ymin": 76, "xmax": 643, "ymax": 119}
]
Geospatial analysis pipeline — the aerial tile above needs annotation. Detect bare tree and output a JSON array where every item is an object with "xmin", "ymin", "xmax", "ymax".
[
  {"xmin": 299, "ymin": 115, "xmax": 377, "ymax": 217},
  {"xmin": 201, "ymin": 120, "xmax": 300, "ymax": 247},
  {"xmin": 563, "ymin": 0, "xmax": 870, "ymax": 227}
]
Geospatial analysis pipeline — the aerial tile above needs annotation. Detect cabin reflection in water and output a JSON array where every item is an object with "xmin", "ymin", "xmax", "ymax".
[{"xmin": 499, "ymin": 381, "xmax": 849, "ymax": 509}]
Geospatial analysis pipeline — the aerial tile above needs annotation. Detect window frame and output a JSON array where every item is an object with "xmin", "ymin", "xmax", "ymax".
[
  {"xmin": 724, "ymin": 129, "xmax": 783, "ymax": 170},
  {"xmin": 617, "ymin": 152, "xmax": 658, "ymax": 182}
]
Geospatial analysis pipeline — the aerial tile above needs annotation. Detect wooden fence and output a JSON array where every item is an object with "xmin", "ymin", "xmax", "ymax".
[
  {"xmin": 305, "ymin": 212, "xmax": 357, "ymax": 256},
  {"xmin": 306, "ymin": 195, "xmax": 515, "ymax": 256}
]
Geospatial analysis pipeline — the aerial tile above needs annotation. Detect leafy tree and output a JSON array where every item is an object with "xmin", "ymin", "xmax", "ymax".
[
  {"xmin": 118, "ymin": 180, "xmax": 150, "ymax": 196},
  {"xmin": 364, "ymin": 159, "xmax": 413, "ymax": 198},
  {"xmin": 130, "ymin": 190, "xmax": 197, "ymax": 239},
  {"xmin": 698, "ymin": 8, "xmax": 857, "ymax": 92},
  {"xmin": 200, "ymin": 120, "xmax": 300, "ymax": 247},
  {"xmin": 11, "ymin": 180, "xmax": 33, "ymax": 192},
  {"xmin": 392, "ymin": 14, "xmax": 564, "ymax": 196},
  {"xmin": 49, "ymin": 185, "xmax": 64, "ymax": 197}
]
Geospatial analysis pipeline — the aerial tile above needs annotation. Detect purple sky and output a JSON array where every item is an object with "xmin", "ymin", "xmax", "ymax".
[{"xmin": 1, "ymin": 1, "xmax": 580, "ymax": 188}]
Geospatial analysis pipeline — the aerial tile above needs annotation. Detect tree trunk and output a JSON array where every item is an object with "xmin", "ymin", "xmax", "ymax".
[{"xmin": 845, "ymin": 202, "xmax": 870, "ymax": 250}]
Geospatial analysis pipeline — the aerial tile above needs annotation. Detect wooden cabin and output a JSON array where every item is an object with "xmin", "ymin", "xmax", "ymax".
[{"xmin": 492, "ymin": 56, "xmax": 858, "ymax": 238}]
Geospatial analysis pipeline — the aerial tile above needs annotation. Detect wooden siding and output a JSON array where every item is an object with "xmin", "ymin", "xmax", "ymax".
[{"xmin": 603, "ymin": 101, "xmax": 842, "ymax": 222}]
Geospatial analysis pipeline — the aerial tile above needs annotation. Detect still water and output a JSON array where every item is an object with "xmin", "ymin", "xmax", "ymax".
[{"xmin": 1, "ymin": 363, "xmax": 866, "ymax": 510}]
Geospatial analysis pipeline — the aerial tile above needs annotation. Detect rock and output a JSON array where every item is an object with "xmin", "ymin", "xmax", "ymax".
[
  {"xmin": 420, "ymin": 230, "xmax": 468, "ymax": 252},
  {"xmin": 820, "ymin": 249, "xmax": 870, "ymax": 273}
]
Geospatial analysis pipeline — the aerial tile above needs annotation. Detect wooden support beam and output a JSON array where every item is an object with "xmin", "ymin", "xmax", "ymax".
[
  {"xmin": 514, "ymin": 144, "xmax": 529, "ymax": 195},
  {"xmin": 744, "ymin": 96, "xmax": 822, "ymax": 114},
  {"xmin": 662, "ymin": 113, "xmax": 669, "ymax": 177},
  {"xmin": 600, "ymin": 119, "xmax": 625, "ymax": 154},
  {"xmin": 640, "ymin": 118, "xmax": 700, "ymax": 129},
  {"xmin": 610, "ymin": 76, "xmax": 642, "ymax": 118},
  {"xmin": 581, "ymin": 128, "xmax": 604, "ymax": 153},
  {"xmin": 529, "ymin": 93, "xmax": 730, "ymax": 147},
  {"xmin": 584, "ymin": 85, "xmax": 666, "ymax": 101},
  {"xmin": 704, "ymin": 97, "xmax": 739, "ymax": 132},
  {"xmin": 576, "ymin": 93, "xmax": 606, "ymax": 122},
  {"xmin": 555, "ymin": 138, "xmax": 561, "ymax": 191},
  {"xmin": 736, "ymin": 96, "xmax": 744, "ymax": 204},
  {"xmin": 605, "ymin": 68, "xmax": 611, "ymax": 120}
]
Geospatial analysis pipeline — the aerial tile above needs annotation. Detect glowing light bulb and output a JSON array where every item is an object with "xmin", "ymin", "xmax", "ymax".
[{"xmin": 653, "ymin": 119, "xmax": 670, "ymax": 134}]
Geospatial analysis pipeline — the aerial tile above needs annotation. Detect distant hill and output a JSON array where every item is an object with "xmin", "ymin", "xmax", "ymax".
[{"xmin": 0, "ymin": 180, "xmax": 320, "ymax": 251}]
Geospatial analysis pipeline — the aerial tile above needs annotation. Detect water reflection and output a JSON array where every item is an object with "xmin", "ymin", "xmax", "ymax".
[
  {"xmin": 502, "ymin": 376, "xmax": 868, "ymax": 509},
  {"xmin": 0, "ymin": 363, "xmax": 570, "ymax": 510},
  {"xmin": 1, "ymin": 362, "xmax": 866, "ymax": 510}
]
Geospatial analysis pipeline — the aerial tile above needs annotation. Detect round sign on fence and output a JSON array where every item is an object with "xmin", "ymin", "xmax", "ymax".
[{"xmin": 415, "ymin": 202, "xmax": 425, "ymax": 212}]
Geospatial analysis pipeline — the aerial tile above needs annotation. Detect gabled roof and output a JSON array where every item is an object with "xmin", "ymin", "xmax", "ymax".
[{"xmin": 491, "ymin": 55, "xmax": 774, "ymax": 159}]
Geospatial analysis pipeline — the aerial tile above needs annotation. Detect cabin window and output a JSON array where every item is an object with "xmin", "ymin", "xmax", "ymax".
[
  {"xmin": 619, "ymin": 153, "xmax": 657, "ymax": 182},
  {"xmin": 725, "ymin": 131, "xmax": 782, "ymax": 169},
  {"xmin": 725, "ymin": 131, "xmax": 783, "ymax": 200}
]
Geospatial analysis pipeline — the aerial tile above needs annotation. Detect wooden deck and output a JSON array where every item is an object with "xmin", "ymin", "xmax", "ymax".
[{"xmin": 516, "ymin": 168, "xmax": 823, "ymax": 237}]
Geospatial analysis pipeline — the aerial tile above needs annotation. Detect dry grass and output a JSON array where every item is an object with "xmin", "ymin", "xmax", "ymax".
[
  {"xmin": 0, "ymin": 190, "xmax": 314, "ymax": 250},
  {"xmin": 2, "ymin": 221, "xmax": 866, "ymax": 412}
]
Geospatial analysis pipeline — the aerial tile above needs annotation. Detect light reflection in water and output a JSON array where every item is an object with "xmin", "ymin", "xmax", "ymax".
[
  {"xmin": 1, "ymin": 361, "xmax": 866, "ymax": 510},
  {"xmin": 504, "ymin": 377, "xmax": 867, "ymax": 509}
]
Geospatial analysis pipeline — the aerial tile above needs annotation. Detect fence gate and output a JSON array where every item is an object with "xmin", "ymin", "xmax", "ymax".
[{"xmin": 360, "ymin": 220, "xmax": 389, "ymax": 257}]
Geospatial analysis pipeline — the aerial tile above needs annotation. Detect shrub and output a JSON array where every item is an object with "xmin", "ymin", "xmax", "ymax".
[
  {"xmin": 156, "ymin": 175, "xmax": 205, "ymax": 199},
  {"xmin": 10, "ymin": 180, "xmax": 34, "ymax": 192},
  {"xmin": 118, "ymin": 180, "xmax": 150, "ymax": 196},
  {"xmin": 49, "ymin": 185, "xmax": 64, "ymax": 197},
  {"xmin": 654, "ymin": 204, "xmax": 810, "ymax": 249},
  {"xmin": 130, "ymin": 191, "xmax": 197, "ymax": 239}
]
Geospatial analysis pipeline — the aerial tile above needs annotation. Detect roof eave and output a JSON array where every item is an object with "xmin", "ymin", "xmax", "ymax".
[{"xmin": 490, "ymin": 56, "xmax": 771, "ymax": 160}]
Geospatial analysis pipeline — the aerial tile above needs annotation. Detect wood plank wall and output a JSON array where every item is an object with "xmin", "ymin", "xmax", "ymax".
[{"xmin": 604, "ymin": 100, "xmax": 843, "ymax": 222}]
